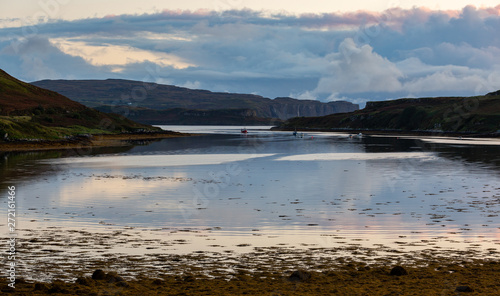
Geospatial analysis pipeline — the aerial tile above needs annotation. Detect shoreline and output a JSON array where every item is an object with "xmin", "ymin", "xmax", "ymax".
[
  {"xmin": 0, "ymin": 131, "xmax": 191, "ymax": 152},
  {"xmin": 3, "ymin": 127, "xmax": 499, "ymax": 153}
]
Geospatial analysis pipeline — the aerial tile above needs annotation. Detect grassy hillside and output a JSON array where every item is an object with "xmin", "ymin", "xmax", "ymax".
[
  {"xmin": 0, "ymin": 69, "xmax": 159, "ymax": 140},
  {"xmin": 278, "ymin": 92, "xmax": 500, "ymax": 134},
  {"xmin": 0, "ymin": 70, "xmax": 84, "ymax": 115}
]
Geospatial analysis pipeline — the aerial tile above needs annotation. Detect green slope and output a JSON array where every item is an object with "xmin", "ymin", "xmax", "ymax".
[{"xmin": 0, "ymin": 69, "xmax": 159, "ymax": 140}]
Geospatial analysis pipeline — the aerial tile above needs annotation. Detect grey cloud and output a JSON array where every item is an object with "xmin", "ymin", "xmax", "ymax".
[
  {"xmin": 0, "ymin": 36, "xmax": 113, "ymax": 81},
  {"xmin": 314, "ymin": 38, "xmax": 404, "ymax": 94},
  {"xmin": 0, "ymin": 6, "xmax": 499, "ymax": 103},
  {"xmin": 401, "ymin": 43, "xmax": 500, "ymax": 69}
]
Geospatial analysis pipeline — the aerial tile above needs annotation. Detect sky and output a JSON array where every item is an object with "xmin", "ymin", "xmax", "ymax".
[{"xmin": 1, "ymin": 1, "xmax": 500, "ymax": 106}]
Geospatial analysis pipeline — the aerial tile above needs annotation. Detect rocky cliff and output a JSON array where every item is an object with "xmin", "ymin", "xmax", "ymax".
[{"xmin": 269, "ymin": 97, "xmax": 358, "ymax": 119}]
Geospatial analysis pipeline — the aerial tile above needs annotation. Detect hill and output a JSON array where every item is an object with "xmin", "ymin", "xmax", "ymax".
[
  {"xmin": 94, "ymin": 106, "xmax": 282, "ymax": 125},
  {"xmin": 31, "ymin": 79, "xmax": 358, "ymax": 124},
  {"xmin": 0, "ymin": 69, "xmax": 159, "ymax": 140},
  {"xmin": 277, "ymin": 92, "xmax": 500, "ymax": 135}
]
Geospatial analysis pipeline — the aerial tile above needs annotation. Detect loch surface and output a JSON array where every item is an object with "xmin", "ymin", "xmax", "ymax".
[{"xmin": 1, "ymin": 126, "xmax": 500, "ymax": 257}]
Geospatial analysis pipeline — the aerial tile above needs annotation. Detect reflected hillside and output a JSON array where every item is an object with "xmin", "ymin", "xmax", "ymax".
[
  {"xmin": 0, "ymin": 146, "xmax": 134, "ymax": 192},
  {"xmin": 361, "ymin": 136, "xmax": 500, "ymax": 170},
  {"xmin": 361, "ymin": 136, "xmax": 420, "ymax": 153},
  {"xmin": 431, "ymin": 143, "xmax": 500, "ymax": 170}
]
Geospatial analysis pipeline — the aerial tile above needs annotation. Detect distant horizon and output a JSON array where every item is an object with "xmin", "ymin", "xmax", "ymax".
[{"xmin": 1, "ymin": 1, "xmax": 500, "ymax": 106}]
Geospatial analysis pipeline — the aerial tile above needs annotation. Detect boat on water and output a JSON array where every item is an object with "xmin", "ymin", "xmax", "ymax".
[{"xmin": 241, "ymin": 128, "xmax": 248, "ymax": 134}]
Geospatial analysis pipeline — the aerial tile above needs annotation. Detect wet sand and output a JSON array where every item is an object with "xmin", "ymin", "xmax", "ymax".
[{"xmin": 0, "ymin": 131, "xmax": 191, "ymax": 152}]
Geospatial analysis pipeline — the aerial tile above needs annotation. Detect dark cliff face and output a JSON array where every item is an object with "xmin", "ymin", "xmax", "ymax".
[
  {"xmin": 268, "ymin": 98, "xmax": 358, "ymax": 119},
  {"xmin": 31, "ymin": 80, "xmax": 359, "ymax": 122}
]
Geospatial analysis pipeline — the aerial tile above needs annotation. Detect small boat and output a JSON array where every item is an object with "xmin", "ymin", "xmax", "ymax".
[{"xmin": 241, "ymin": 128, "xmax": 248, "ymax": 134}]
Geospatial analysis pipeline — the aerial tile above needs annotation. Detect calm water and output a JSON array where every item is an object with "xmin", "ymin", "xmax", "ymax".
[{"xmin": 1, "ymin": 126, "xmax": 500, "ymax": 254}]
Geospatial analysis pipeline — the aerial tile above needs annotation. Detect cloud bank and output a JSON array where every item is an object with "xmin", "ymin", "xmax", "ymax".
[{"xmin": 1, "ymin": 5, "xmax": 500, "ymax": 105}]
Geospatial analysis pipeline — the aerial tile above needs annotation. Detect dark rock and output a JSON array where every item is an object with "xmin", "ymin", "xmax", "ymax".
[
  {"xmin": 455, "ymin": 286, "xmax": 474, "ymax": 292},
  {"xmin": 116, "ymin": 281, "xmax": 129, "ymax": 288},
  {"xmin": 105, "ymin": 271, "xmax": 125, "ymax": 283},
  {"xmin": 75, "ymin": 277, "xmax": 91, "ymax": 286},
  {"xmin": 389, "ymin": 266, "xmax": 408, "ymax": 276},
  {"xmin": 33, "ymin": 283, "xmax": 50, "ymax": 291},
  {"xmin": 152, "ymin": 279, "xmax": 164, "ymax": 285},
  {"xmin": 91, "ymin": 269, "xmax": 106, "ymax": 280},
  {"xmin": 288, "ymin": 270, "xmax": 312, "ymax": 282},
  {"xmin": 183, "ymin": 275, "xmax": 195, "ymax": 282}
]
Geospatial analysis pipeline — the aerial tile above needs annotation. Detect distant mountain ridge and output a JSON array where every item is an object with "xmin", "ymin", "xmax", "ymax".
[{"xmin": 31, "ymin": 79, "xmax": 359, "ymax": 124}]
